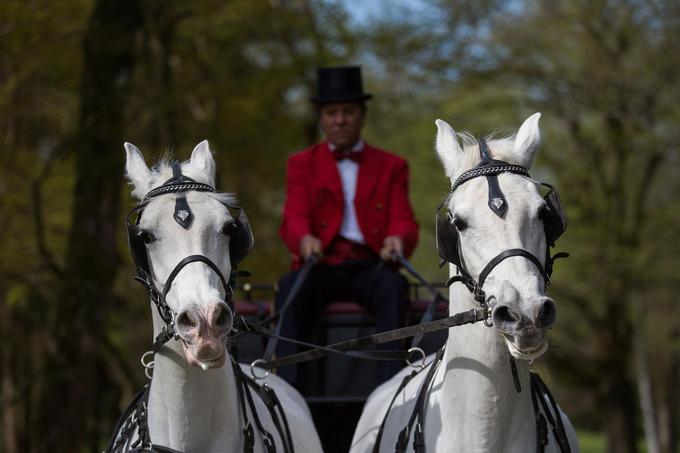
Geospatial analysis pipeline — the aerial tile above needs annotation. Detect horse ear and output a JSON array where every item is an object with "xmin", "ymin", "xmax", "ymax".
[
  {"xmin": 435, "ymin": 119, "xmax": 464, "ymax": 180},
  {"xmin": 513, "ymin": 112, "xmax": 542, "ymax": 168},
  {"xmin": 124, "ymin": 142, "xmax": 153, "ymax": 200},
  {"xmin": 189, "ymin": 140, "xmax": 216, "ymax": 186}
]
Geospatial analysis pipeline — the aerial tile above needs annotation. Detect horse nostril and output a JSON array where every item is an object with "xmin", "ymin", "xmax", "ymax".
[
  {"xmin": 176, "ymin": 311, "xmax": 196, "ymax": 330},
  {"xmin": 493, "ymin": 305, "xmax": 520, "ymax": 328},
  {"xmin": 213, "ymin": 303, "xmax": 233, "ymax": 330},
  {"xmin": 535, "ymin": 298, "xmax": 557, "ymax": 328}
]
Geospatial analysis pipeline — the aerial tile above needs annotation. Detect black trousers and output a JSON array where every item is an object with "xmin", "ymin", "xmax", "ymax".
[{"xmin": 274, "ymin": 259, "xmax": 408, "ymax": 392}]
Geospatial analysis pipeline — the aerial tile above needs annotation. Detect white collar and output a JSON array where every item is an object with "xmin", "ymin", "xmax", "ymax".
[{"xmin": 328, "ymin": 139, "xmax": 364, "ymax": 153}]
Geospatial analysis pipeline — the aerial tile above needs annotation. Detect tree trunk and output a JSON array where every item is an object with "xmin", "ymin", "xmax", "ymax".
[
  {"xmin": 603, "ymin": 367, "xmax": 639, "ymax": 453},
  {"xmin": 0, "ymin": 292, "xmax": 18, "ymax": 453},
  {"xmin": 634, "ymin": 302, "xmax": 660, "ymax": 453},
  {"xmin": 37, "ymin": 0, "xmax": 144, "ymax": 450},
  {"xmin": 601, "ymin": 296, "xmax": 639, "ymax": 453}
]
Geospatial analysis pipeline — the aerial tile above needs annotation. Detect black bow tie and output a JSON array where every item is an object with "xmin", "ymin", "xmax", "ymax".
[{"xmin": 333, "ymin": 150, "xmax": 362, "ymax": 163}]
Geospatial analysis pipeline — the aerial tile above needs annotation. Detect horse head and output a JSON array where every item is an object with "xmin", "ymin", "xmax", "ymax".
[
  {"xmin": 124, "ymin": 140, "xmax": 252, "ymax": 369},
  {"xmin": 435, "ymin": 113, "xmax": 566, "ymax": 361}
]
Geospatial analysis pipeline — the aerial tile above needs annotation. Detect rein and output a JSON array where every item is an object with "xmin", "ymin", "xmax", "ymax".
[{"xmin": 245, "ymin": 307, "xmax": 488, "ymax": 372}]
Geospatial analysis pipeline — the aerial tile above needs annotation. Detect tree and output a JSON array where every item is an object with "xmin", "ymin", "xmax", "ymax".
[{"xmin": 36, "ymin": 0, "xmax": 144, "ymax": 449}]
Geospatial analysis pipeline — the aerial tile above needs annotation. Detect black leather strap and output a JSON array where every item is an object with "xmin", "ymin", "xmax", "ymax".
[
  {"xmin": 233, "ymin": 358, "xmax": 296, "ymax": 453},
  {"xmin": 250, "ymin": 308, "xmax": 486, "ymax": 371},
  {"xmin": 394, "ymin": 254, "xmax": 447, "ymax": 349},
  {"xmin": 161, "ymin": 255, "xmax": 232, "ymax": 302},
  {"xmin": 262, "ymin": 256, "xmax": 317, "ymax": 361},
  {"xmin": 394, "ymin": 348, "xmax": 445, "ymax": 453},
  {"xmin": 251, "ymin": 382, "xmax": 295, "ymax": 453},
  {"xmin": 170, "ymin": 162, "xmax": 194, "ymax": 229},
  {"xmin": 104, "ymin": 384, "xmax": 183, "ymax": 453},
  {"xmin": 477, "ymin": 248, "xmax": 547, "ymax": 289},
  {"xmin": 233, "ymin": 360, "xmax": 277, "ymax": 453},
  {"xmin": 531, "ymin": 373, "xmax": 572, "ymax": 453},
  {"xmin": 371, "ymin": 369, "xmax": 420, "ymax": 453},
  {"xmin": 485, "ymin": 174, "xmax": 507, "ymax": 218},
  {"xmin": 478, "ymin": 138, "xmax": 492, "ymax": 161}
]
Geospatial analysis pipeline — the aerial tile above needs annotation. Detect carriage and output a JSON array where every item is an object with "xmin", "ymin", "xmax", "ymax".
[{"xmin": 232, "ymin": 280, "xmax": 450, "ymax": 453}]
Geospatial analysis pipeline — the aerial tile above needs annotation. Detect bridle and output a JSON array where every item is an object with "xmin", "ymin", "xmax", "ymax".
[
  {"xmin": 436, "ymin": 138, "xmax": 568, "ymax": 312},
  {"xmin": 125, "ymin": 161, "xmax": 253, "ymax": 350}
]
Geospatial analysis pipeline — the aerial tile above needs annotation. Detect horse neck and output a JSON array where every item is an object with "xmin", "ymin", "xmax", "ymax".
[
  {"xmin": 438, "ymin": 278, "xmax": 534, "ymax": 450},
  {"xmin": 147, "ymin": 305, "xmax": 242, "ymax": 452}
]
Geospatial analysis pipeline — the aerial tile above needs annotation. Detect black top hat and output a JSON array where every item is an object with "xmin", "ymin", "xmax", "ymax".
[{"xmin": 310, "ymin": 66, "xmax": 373, "ymax": 104}]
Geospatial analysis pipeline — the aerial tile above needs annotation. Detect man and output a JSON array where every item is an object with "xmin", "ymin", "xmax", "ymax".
[{"xmin": 276, "ymin": 66, "xmax": 419, "ymax": 391}]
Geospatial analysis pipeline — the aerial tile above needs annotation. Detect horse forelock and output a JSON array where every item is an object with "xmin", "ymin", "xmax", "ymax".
[
  {"xmin": 138, "ymin": 155, "xmax": 236, "ymax": 206},
  {"xmin": 455, "ymin": 132, "xmax": 519, "ymax": 179},
  {"xmin": 146, "ymin": 155, "xmax": 215, "ymax": 190}
]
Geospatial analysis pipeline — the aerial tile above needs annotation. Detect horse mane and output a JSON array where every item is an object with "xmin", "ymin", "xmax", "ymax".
[{"xmin": 456, "ymin": 131, "xmax": 519, "ymax": 176}]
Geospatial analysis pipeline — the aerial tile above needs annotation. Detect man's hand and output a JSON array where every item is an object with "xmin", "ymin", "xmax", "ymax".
[
  {"xmin": 380, "ymin": 235, "xmax": 403, "ymax": 261},
  {"xmin": 299, "ymin": 234, "xmax": 323, "ymax": 260}
]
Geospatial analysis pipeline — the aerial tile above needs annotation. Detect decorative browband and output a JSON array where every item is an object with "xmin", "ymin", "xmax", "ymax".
[
  {"xmin": 451, "ymin": 163, "xmax": 529, "ymax": 192},
  {"xmin": 143, "ymin": 182, "xmax": 215, "ymax": 201}
]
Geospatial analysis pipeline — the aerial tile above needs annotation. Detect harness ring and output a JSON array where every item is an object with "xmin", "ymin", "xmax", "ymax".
[
  {"xmin": 406, "ymin": 347, "xmax": 426, "ymax": 369},
  {"xmin": 249, "ymin": 359, "xmax": 270, "ymax": 380},
  {"xmin": 140, "ymin": 350, "xmax": 155, "ymax": 380}
]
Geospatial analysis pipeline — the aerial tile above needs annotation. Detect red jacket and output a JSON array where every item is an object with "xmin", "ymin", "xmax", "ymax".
[{"xmin": 279, "ymin": 141, "xmax": 419, "ymax": 269}]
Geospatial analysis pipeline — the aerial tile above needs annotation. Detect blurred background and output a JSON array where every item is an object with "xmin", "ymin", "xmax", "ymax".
[{"xmin": 1, "ymin": 0, "xmax": 679, "ymax": 451}]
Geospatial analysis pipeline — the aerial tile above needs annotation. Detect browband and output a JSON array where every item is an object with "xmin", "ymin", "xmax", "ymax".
[
  {"xmin": 143, "ymin": 182, "xmax": 215, "ymax": 201},
  {"xmin": 451, "ymin": 163, "xmax": 529, "ymax": 192}
]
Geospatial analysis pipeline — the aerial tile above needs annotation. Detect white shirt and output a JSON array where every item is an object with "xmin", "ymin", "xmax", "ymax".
[{"xmin": 329, "ymin": 140, "xmax": 365, "ymax": 243}]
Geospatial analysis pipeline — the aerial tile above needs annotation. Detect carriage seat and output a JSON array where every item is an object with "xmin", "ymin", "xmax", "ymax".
[
  {"xmin": 321, "ymin": 299, "xmax": 449, "ymax": 326},
  {"xmin": 233, "ymin": 283, "xmax": 449, "ymax": 325},
  {"xmin": 234, "ymin": 299, "xmax": 271, "ymax": 317}
]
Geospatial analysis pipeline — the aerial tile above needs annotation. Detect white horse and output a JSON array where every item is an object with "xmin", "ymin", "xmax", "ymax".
[
  {"xmin": 351, "ymin": 114, "xmax": 579, "ymax": 452},
  {"xmin": 111, "ymin": 141, "xmax": 323, "ymax": 453}
]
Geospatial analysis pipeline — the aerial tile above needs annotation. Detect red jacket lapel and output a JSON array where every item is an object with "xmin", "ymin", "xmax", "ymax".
[
  {"xmin": 313, "ymin": 142, "xmax": 343, "ymax": 201},
  {"xmin": 355, "ymin": 143, "xmax": 381, "ymax": 207}
]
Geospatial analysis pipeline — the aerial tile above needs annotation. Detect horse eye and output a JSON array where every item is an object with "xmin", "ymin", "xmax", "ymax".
[
  {"xmin": 538, "ymin": 204, "xmax": 552, "ymax": 220},
  {"xmin": 453, "ymin": 217, "xmax": 467, "ymax": 231},
  {"xmin": 222, "ymin": 221, "xmax": 237, "ymax": 235},
  {"xmin": 139, "ymin": 231, "xmax": 156, "ymax": 244}
]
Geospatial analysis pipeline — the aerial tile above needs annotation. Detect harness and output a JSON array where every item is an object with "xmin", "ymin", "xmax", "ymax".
[
  {"xmin": 372, "ymin": 349, "xmax": 572, "ymax": 453},
  {"xmin": 104, "ymin": 360, "xmax": 295, "ymax": 453},
  {"xmin": 107, "ymin": 162, "xmax": 293, "ymax": 453}
]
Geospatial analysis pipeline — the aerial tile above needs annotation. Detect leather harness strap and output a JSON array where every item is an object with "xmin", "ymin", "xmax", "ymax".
[
  {"xmin": 531, "ymin": 373, "xmax": 572, "ymax": 453},
  {"xmin": 394, "ymin": 348, "xmax": 445, "ymax": 453},
  {"xmin": 261, "ymin": 256, "xmax": 318, "ymax": 363},
  {"xmin": 247, "ymin": 308, "xmax": 487, "ymax": 371},
  {"xmin": 373, "ymin": 346, "xmax": 572, "ymax": 453},
  {"xmin": 105, "ymin": 359, "xmax": 296, "ymax": 453},
  {"xmin": 371, "ymin": 369, "xmax": 420, "ymax": 453}
]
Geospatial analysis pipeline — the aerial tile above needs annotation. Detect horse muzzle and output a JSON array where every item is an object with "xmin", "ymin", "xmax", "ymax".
[
  {"xmin": 490, "ymin": 295, "xmax": 556, "ymax": 360},
  {"xmin": 174, "ymin": 301, "xmax": 233, "ymax": 369}
]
